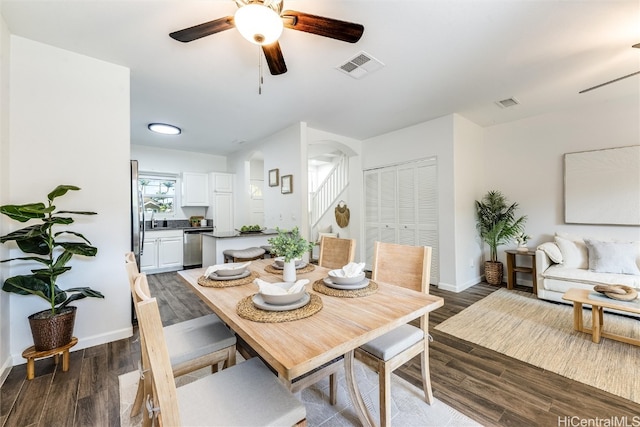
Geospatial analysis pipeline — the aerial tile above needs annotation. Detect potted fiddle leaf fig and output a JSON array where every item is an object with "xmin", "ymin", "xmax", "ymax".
[
  {"xmin": 0, "ymin": 185, "xmax": 104, "ymax": 351},
  {"xmin": 475, "ymin": 190, "xmax": 527, "ymax": 285}
]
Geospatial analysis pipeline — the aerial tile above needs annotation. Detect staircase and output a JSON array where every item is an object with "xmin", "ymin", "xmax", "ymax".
[{"xmin": 310, "ymin": 155, "xmax": 349, "ymax": 228}]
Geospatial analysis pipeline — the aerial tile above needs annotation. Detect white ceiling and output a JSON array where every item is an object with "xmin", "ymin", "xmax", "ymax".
[{"xmin": 2, "ymin": 0, "xmax": 639, "ymax": 155}]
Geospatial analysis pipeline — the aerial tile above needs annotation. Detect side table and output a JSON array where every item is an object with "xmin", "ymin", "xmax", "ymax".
[
  {"xmin": 505, "ymin": 249, "xmax": 537, "ymax": 294},
  {"xmin": 22, "ymin": 336, "xmax": 78, "ymax": 380}
]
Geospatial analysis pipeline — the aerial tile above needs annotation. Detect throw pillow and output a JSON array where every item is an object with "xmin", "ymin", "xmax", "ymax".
[
  {"xmin": 584, "ymin": 239, "xmax": 640, "ymax": 275},
  {"xmin": 554, "ymin": 235, "xmax": 588, "ymax": 269},
  {"xmin": 537, "ymin": 242, "xmax": 563, "ymax": 264},
  {"xmin": 316, "ymin": 225, "xmax": 333, "ymax": 243}
]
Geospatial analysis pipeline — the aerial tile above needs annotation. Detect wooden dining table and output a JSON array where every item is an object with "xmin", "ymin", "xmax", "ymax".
[{"xmin": 178, "ymin": 259, "xmax": 444, "ymax": 427}]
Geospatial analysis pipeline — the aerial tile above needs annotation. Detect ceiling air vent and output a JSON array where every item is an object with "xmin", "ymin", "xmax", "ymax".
[
  {"xmin": 337, "ymin": 51, "xmax": 384, "ymax": 79},
  {"xmin": 495, "ymin": 97, "xmax": 520, "ymax": 109}
]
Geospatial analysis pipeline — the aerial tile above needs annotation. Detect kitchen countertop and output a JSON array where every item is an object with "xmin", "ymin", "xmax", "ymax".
[{"xmin": 205, "ymin": 229, "xmax": 278, "ymax": 239}]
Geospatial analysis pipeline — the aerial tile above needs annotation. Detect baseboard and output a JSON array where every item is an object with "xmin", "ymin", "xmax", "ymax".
[
  {"xmin": 437, "ymin": 275, "xmax": 481, "ymax": 293},
  {"xmin": 10, "ymin": 326, "xmax": 133, "ymax": 366},
  {"xmin": 0, "ymin": 354, "xmax": 12, "ymax": 387}
]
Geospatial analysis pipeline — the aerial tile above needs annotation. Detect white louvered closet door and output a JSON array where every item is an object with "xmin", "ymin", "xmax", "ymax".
[{"xmin": 363, "ymin": 158, "xmax": 439, "ymax": 284}]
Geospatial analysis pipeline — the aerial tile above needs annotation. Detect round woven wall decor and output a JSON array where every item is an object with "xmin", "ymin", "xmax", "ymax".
[{"xmin": 335, "ymin": 201, "xmax": 350, "ymax": 228}]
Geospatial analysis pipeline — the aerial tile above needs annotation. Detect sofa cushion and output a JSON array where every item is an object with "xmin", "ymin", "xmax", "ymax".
[
  {"xmin": 554, "ymin": 234, "xmax": 588, "ymax": 269},
  {"xmin": 542, "ymin": 265, "xmax": 640, "ymax": 289},
  {"xmin": 537, "ymin": 242, "xmax": 563, "ymax": 264},
  {"xmin": 584, "ymin": 239, "xmax": 640, "ymax": 275}
]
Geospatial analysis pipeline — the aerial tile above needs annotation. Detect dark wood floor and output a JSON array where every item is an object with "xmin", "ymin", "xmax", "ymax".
[{"xmin": 1, "ymin": 273, "xmax": 638, "ymax": 426}]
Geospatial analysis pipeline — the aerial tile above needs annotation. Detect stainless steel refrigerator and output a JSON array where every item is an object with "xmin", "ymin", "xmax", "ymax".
[{"xmin": 130, "ymin": 160, "xmax": 144, "ymax": 323}]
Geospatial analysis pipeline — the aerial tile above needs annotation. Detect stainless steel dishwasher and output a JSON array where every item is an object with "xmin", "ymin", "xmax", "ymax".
[{"xmin": 183, "ymin": 228, "xmax": 213, "ymax": 268}]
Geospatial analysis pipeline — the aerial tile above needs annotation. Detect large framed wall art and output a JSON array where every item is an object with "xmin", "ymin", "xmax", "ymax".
[{"xmin": 564, "ymin": 145, "xmax": 640, "ymax": 225}]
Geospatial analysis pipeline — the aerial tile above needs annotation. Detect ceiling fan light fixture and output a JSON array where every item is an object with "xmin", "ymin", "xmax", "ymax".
[
  {"xmin": 148, "ymin": 123, "xmax": 181, "ymax": 135},
  {"xmin": 234, "ymin": 4, "xmax": 283, "ymax": 45}
]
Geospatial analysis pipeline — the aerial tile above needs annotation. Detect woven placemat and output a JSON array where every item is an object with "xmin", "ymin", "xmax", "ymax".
[
  {"xmin": 264, "ymin": 263, "xmax": 316, "ymax": 275},
  {"xmin": 236, "ymin": 293, "xmax": 323, "ymax": 323},
  {"xmin": 197, "ymin": 271, "xmax": 260, "ymax": 288},
  {"xmin": 312, "ymin": 279, "xmax": 378, "ymax": 298}
]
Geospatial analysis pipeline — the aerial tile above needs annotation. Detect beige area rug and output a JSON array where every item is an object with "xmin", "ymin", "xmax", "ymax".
[
  {"xmin": 119, "ymin": 357, "xmax": 480, "ymax": 427},
  {"xmin": 435, "ymin": 288, "xmax": 640, "ymax": 404}
]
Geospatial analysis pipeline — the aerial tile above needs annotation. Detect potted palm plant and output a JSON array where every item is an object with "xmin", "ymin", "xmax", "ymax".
[
  {"xmin": 475, "ymin": 190, "xmax": 527, "ymax": 285},
  {"xmin": 268, "ymin": 226, "xmax": 314, "ymax": 282},
  {"xmin": 0, "ymin": 185, "xmax": 104, "ymax": 351}
]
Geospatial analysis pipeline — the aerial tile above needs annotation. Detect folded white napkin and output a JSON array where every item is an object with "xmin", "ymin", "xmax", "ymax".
[
  {"xmin": 254, "ymin": 278, "xmax": 309, "ymax": 295},
  {"xmin": 329, "ymin": 262, "xmax": 366, "ymax": 278},
  {"xmin": 204, "ymin": 262, "xmax": 251, "ymax": 278}
]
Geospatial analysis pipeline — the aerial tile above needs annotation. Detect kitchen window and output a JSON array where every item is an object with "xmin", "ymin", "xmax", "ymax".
[{"xmin": 140, "ymin": 174, "xmax": 177, "ymax": 217}]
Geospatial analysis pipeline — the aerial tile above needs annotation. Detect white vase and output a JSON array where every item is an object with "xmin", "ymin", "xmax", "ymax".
[
  {"xmin": 517, "ymin": 244, "xmax": 528, "ymax": 252},
  {"xmin": 283, "ymin": 260, "xmax": 297, "ymax": 282}
]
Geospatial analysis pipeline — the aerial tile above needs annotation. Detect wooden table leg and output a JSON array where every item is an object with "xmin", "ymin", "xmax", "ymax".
[
  {"xmin": 592, "ymin": 306, "xmax": 602, "ymax": 343},
  {"xmin": 573, "ymin": 302, "xmax": 583, "ymax": 331},
  {"xmin": 344, "ymin": 350, "xmax": 376, "ymax": 427}
]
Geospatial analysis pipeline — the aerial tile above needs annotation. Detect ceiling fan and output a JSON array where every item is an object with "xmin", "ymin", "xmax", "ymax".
[
  {"xmin": 169, "ymin": 0, "xmax": 364, "ymax": 76},
  {"xmin": 579, "ymin": 43, "xmax": 640, "ymax": 93}
]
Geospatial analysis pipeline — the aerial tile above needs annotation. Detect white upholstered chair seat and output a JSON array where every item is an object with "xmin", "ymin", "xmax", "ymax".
[
  {"xmin": 178, "ymin": 357, "xmax": 307, "ymax": 427},
  {"xmin": 164, "ymin": 314, "xmax": 237, "ymax": 368},
  {"xmin": 359, "ymin": 324, "xmax": 423, "ymax": 361}
]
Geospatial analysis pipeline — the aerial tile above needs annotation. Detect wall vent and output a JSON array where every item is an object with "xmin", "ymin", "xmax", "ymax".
[
  {"xmin": 495, "ymin": 97, "xmax": 520, "ymax": 108},
  {"xmin": 337, "ymin": 51, "xmax": 384, "ymax": 79}
]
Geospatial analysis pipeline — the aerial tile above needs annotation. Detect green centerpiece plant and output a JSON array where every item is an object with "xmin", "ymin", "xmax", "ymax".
[
  {"xmin": 0, "ymin": 185, "xmax": 104, "ymax": 350},
  {"xmin": 268, "ymin": 227, "xmax": 314, "ymax": 282},
  {"xmin": 475, "ymin": 190, "xmax": 527, "ymax": 285}
]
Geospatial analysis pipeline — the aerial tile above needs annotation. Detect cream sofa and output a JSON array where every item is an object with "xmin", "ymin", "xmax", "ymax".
[{"xmin": 535, "ymin": 233, "xmax": 640, "ymax": 316}]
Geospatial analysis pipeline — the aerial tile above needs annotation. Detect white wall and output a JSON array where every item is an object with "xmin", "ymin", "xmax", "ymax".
[
  {"xmin": 0, "ymin": 12, "xmax": 11, "ymax": 384},
  {"xmin": 6, "ymin": 37, "xmax": 132, "ymax": 364},
  {"xmin": 483, "ymin": 95, "xmax": 640, "ymax": 258},
  {"xmin": 452, "ymin": 115, "xmax": 486, "ymax": 290}
]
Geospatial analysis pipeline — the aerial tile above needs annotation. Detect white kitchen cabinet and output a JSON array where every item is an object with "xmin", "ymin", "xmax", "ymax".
[
  {"xmin": 212, "ymin": 192, "xmax": 234, "ymax": 232},
  {"xmin": 208, "ymin": 173, "xmax": 235, "ymax": 232},
  {"xmin": 210, "ymin": 172, "xmax": 233, "ymax": 193},
  {"xmin": 140, "ymin": 229, "xmax": 184, "ymax": 273},
  {"xmin": 181, "ymin": 172, "xmax": 209, "ymax": 206}
]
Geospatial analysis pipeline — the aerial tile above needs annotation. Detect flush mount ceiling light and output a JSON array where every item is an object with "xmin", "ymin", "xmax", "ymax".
[
  {"xmin": 234, "ymin": 3, "xmax": 284, "ymax": 45},
  {"xmin": 148, "ymin": 123, "xmax": 181, "ymax": 135}
]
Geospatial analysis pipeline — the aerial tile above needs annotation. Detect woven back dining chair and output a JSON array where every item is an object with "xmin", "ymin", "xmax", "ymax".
[
  {"xmin": 317, "ymin": 236, "xmax": 356, "ymax": 270},
  {"xmin": 133, "ymin": 279, "xmax": 307, "ymax": 427},
  {"xmin": 354, "ymin": 241, "xmax": 433, "ymax": 427},
  {"xmin": 125, "ymin": 252, "xmax": 236, "ymax": 426}
]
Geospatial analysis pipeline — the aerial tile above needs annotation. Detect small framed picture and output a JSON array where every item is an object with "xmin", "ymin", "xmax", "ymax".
[
  {"xmin": 268, "ymin": 169, "xmax": 279, "ymax": 187},
  {"xmin": 281, "ymin": 175, "xmax": 293, "ymax": 194}
]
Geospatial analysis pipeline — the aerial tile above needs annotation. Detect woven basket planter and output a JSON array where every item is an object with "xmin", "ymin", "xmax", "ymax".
[
  {"xmin": 28, "ymin": 306, "xmax": 77, "ymax": 351},
  {"xmin": 484, "ymin": 261, "xmax": 504, "ymax": 285}
]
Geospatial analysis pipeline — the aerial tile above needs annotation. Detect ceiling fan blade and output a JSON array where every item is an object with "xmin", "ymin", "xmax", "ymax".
[
  {"xmin": 262, "ymin": 42, "xmax": 287, "ymax": 75},
  {"xmin": 579, "ymin": 71, "xmax": 640, "ymax": 94},
  {"xmin": 169, "ymin": 17, "xmax": 235, "ymax": 42},
  {"xmin": 281, "ymin": 10, "xmax": 364, "ymax": 43},
  {"xmin": 633, "ymin": 43, "xmax": 640, "ymax": 48}
]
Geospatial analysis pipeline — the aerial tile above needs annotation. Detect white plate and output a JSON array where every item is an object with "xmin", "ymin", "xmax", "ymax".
[
  {"xmin": 208, "ymin": 270, "xmax": 250, "ymax": 281},
  {"xmin": 252, "ymin": 292, "xmax": 310, "ymax": 311},
  {"xmin": 323, "ymin": 277, "xmax": 370, "ymax": 290},
  {"xmin": 271, "ymin": 261, "xmax": 308, "ymax": 270}
]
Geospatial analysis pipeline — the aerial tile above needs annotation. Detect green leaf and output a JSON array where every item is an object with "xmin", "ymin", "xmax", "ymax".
[
  {"xmin": 57, "ymin": 242, "xmax": 98, "ymax": 257},
  {"xmin": 58, "ymin": 210, "xmax": 97, "ymax": 216},
  {"xmin": 0, "ymin": 204, "xmax": 47, "ymax": 222},
  {"xmin": 45, "ymin": 217, "xmax": 74, "ymax": 225},
  {"xmin": 2, "ymin": 275, "xmax": 51, "ymax": 301},
  {"xmin": 0, "ymin": 256, "xmax": 49, "ymax": 265},
  {"xmin": 47, "ymin": 185, "xmax": 80, "ymax": 202},
  {"xmin": 64, "ymin": 287, "xmax": 105, "ymax": 299},
  {"xmin": 16, "ymin": 235, "xmax": 50, "ymax": 255},
  {"xmin": 54, "ymin": 231, "xmax": 92, "ymax": 245}
]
